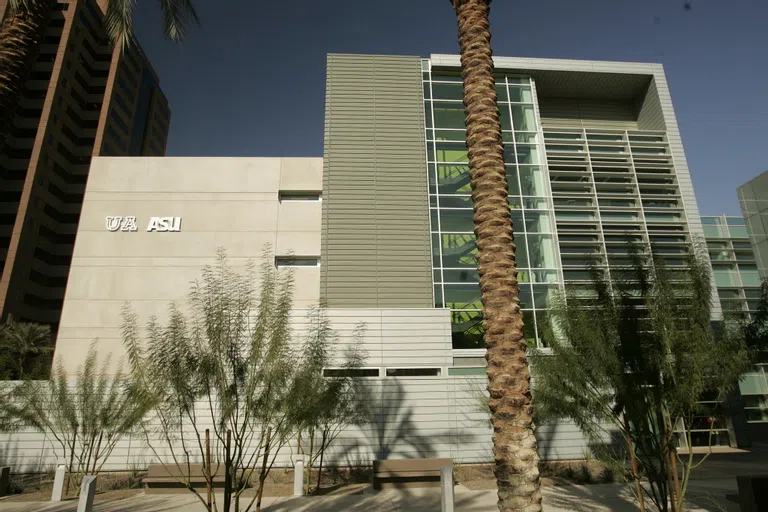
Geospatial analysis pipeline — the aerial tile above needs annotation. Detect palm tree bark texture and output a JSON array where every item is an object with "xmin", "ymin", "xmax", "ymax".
[
  {"xmin": 0, "ymin": 0, "xmax": 56, "ymax": 151},
  {"xmin": 450, "ymin": 1, "xmax": 542, "ymax": 511}
]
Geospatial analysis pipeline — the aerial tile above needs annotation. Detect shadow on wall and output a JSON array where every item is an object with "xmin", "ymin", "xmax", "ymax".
[
  {"xmin": 333, "ymin": 379, "xmax": 479, "ymax": 466},
  {"xmin": 0, "ymin": 437, "xmax": 58, "ymax": 474}
]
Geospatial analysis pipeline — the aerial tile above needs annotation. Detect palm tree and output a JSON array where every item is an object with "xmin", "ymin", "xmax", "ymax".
[
  {"xmin": 0, "ymin": 0, "xmax": 198, "ymax": 150},
  {"xmin": 0, "ymin": 316, "xmax": 53, "ymax": 379},
  {"xmin": 0, "ymin": 0, "xmax": 54, "ymax": 151},
  {"xmin": 449, "ymin": 1, "xmax": 542, "ymax": 511}
]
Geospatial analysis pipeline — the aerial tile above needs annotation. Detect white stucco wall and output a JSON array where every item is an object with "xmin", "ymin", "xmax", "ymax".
[{"xmin": 54, "ymin": 157, "xmax": 323, "ymax": 374}]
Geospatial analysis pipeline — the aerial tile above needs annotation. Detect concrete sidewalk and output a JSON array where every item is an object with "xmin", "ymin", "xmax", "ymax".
[{"xmin": 0, "ymin": 480, "xmax": 739, "ymax": 512}]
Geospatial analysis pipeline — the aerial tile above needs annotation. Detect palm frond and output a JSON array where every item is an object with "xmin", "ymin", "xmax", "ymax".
[{"xmin": 157, "ymin": 0, "xmax": 200, "ymax": 42}]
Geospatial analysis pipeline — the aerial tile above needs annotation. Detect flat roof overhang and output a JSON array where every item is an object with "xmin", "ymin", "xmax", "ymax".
[{"xmin": 430, "ymin": 54, "xmax": 659, "ymax": 101}]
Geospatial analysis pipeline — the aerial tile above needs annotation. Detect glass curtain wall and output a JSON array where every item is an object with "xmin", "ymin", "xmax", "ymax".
[
  {"xmin": 703, "ymin": 214, "xmax": 768, "ymax": 426},
  {"xmin": 422, "ymin": 60, "xmax": 559, "ymax": 349}
]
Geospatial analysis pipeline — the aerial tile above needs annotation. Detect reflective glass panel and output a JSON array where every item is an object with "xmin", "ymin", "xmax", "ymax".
[
  {"xmin": 441, "ymin": 234, "xmax": 477, "ymax": 267},
  {"xmin": 508, "ymin": 86, "xmax": 533, "ymax": 103},
  {"xmin": 437, "ymin": 164, "xmax": 472, "ymax": 194},
  {"xmin": 511, "ymin": 105, "xmax": 536, "ymax": 131},
  {"xmin": 435, "ymin": 142, "xmax": 468, "ymax": 163},
  {"xmin": 431, "ymin": 82, "xmax": 463, "ymax": 100},
  {"xmin": 444, "ymin": 284, "xmax": 481, "ymax": 309},
  {"xmin": 519, "ymin": 166, "xmax": 547, "ymax": 196},
  {"xmin": 433, "ymin": 101, "xmax": 466, "ymax": 129},
  {"xmin": 440, "ymin": 209, "xmax": 474, "ymax": 232}
]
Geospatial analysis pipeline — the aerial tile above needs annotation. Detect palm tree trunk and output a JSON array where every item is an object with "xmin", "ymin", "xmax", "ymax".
[
  {"xmin": 450, "ymin": 1, "xmax": 541, "ymax": 511},
  {"xmin": 0, "ymin": 0, "xmax": 55, "ymax": 151}
]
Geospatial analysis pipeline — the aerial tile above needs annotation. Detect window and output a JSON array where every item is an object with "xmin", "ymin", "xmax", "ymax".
[
  {"xmin": 430, "ymin": 82, "xmax": 463, "ymax": 101},
  {"xmin": 588, "ymin": 133, "xmax": 624, "ymax": 142},
  {"xmin": 385, "ymin": 368, "xmax": 441, "ymax": 377},
  {"xmin": 508, "ymin": 86, "xmax": 533, "ymax": 103},
  {"xmin": 702, "ymin": 217, "xmax": 726, "ymax": 238},
  {"xmin": 448, "ymin": 367, "xmax": 485, "ymax": 376},
  {"xmin": 323, "ymin": 368, "xmax": 379, "ymax": 378},
  {"xmin": 432, "ymin": 101, "xmax": 466, "ymax": 129},
  {"xmin": 278, "ymin": 191, "xmax": 321, "ymax": 202},
  {"xmin": 274, "ymin": 256, "xmax": 319, "ymax": 268},
  {"xmin": 713, "ymin": 265, "xmax": 739, "ymax": 287}
]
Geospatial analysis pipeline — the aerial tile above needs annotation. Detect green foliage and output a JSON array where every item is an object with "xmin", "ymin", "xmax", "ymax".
[
  {"xmin": 6, "ymin": 0, "xmax": 199, "ymax": 51},
  {"xmin": 123, "ymin": 247, "xmax": 367, "ymax": 512},
  {"xmin": 9, "ymin": 344, "xmax": 152, "ymax": 494},
  {"xmin": 103, "ymin": 0, "xmax": 199, "ymax": 50},
  {"xmin": 290, "ymin": 315, "xmax": 370, "ymax": 494},
  {"xmin": 0, "ymin": 316, "xmax": 53, "ymax": 380},
  {"xmin": 532, "ymin": 245, "xmax": 755, "ymax": 512}
]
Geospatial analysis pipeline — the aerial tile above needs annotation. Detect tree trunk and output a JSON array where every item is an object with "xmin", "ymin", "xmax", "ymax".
[
  {"xmin": 66, "ymin": 430, "xmax": 77, "ymax": 497},
  {"xmin": 206, "ymin": 429, "xmax": 212, "ymax": 511},
  {"xmin": 450, "ymin": 1, "xmax": 541, "ymax": 511},
  {"xmin": 315, "ymin": 429, "xmax": 327, "ymax": 496},
  {"xmin": 623, "ymin": 416, "xmax": 646, "ymax": 512},
  {"xmin": 255, "ymin": 428, "xmax": 271, "ymax": 512},
  {"xmin": 224, "ymin": 429, "xmax": 232, "ymax": 512},
  {"xmin": 0, "ymin": 0, "xmax": 56, "ymax": 151}
]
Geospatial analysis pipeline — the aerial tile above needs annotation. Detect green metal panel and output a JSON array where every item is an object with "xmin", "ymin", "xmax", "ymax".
[{"xmin": 321, "ymin": 54, "xmax": 433, "ymax": 307}]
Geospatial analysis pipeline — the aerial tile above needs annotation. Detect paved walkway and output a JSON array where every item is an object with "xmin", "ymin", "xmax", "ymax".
[{"xmin": 0, "ymin": 480, "xmax": 740, "ymax": 512}]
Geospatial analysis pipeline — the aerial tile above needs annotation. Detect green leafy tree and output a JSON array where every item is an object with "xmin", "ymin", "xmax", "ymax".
[
  {"xmin": 123, "ymin": 247, "xmax": 366, "ymax": 512},
  {"xmin": 289, "ymin": 317, "xmax": 370, "ymax": 495},
  {"xmin": 9, "ymin": 344, "xmax": 152, "ymax": 496},
  {"xmin": 0, "ymin": 316, "xmax": 53, "ymax": 380},
  {"xmin": 532, "ymin": 246, "xmax": 757, "ymax": 512}
]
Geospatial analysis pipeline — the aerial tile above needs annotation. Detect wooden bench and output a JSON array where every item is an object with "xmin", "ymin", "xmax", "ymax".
[
  {"xmin": 144, "ymin": 463, "xmax": 229, "ymax": 494},
  {"xmin": 373, "ymin": 458, "xmax": 452, "ymax": 490}
]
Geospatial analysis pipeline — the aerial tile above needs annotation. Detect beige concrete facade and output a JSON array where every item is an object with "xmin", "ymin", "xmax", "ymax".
[{"xmin": 53, "ymin": 157, "xmax": 323, "ymax": 372}]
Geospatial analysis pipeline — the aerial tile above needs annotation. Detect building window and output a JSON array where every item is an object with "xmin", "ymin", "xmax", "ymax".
[
  {"xmin": 323, "ymin": 368, "xmax": 379, "ymax": 378},
  {"xmin": 448, "ymin": 367, "xmax": 485, "ymax": 376},
  {"xmin": 274, "ymin": 256, "xmax": 320, "ymax": 268},
  {"xmin": 278, "ymin": 191, "xmax": 322, "ymax": 202},
  {"xmin": 385, "ymin": 368, "xmax": 441, "ymax": 377}
]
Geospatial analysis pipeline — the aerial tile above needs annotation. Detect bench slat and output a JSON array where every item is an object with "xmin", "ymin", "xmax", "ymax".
[
  {"xmin": 373, "ymin": 458, "xmax": 452, "ymax": 473},
  {"xmin": 375, "ymin": 471, "xmax": 440, "ymax": 478}
]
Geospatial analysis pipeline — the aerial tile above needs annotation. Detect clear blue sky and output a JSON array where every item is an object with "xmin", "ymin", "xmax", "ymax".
[{"xmin": 131, "ymin": 0, "xmax": 768, "ymax": 216}]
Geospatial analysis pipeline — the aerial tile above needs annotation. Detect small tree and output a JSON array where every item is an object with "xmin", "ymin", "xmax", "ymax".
[
  {"xmin": 0, "ymin": 316, "xmax": 53, "ymax": 380},
  {"xmin": 532, "ymin": 245, "xmax": 758, "ymax": 512},
  {"xmin": 9, "ymin": 345, "xmax": 152, "ymax": 495},
  {"xmin": 123, "ymin": 247, "xmax": 366, "ymax": 512},
  {"xmin": 289, "ymin": 317, "xmax": 370, "ymax": 495}
]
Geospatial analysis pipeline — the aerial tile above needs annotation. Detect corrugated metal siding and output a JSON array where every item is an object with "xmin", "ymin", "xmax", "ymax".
[
  {"xmin": 321, "ymin": 54, "xmax": 433, "ymax": 308},
  {"xmin": 636, "ymin": 79, "xmax": 666, "ymax": 131}
]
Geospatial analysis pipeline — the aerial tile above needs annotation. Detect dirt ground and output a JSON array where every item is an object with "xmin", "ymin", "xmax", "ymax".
[
  {"xmin": 457, "ymin": 460, "xmax": 613, "ymax": 491},
  {"xmin": 2, "ymin": 460, "xmax": 612, "ymax": 502}
]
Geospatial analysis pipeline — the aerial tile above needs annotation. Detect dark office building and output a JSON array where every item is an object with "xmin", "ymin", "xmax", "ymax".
[{"xmin": 0, "ymin": 0, "xmax": 170, "ymax": 335}]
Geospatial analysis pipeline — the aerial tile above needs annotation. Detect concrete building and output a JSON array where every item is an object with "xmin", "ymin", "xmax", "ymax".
[
  {"xmin": 738, "ymin": 170, "xmax": 768, "ymax": 279},
  {"xmin": 1, "ymin": 53, "xmax": 740, "ymax": 470},
  {"xmin": 0, "ymin": 0, "xmax": 169, "ymax": 336}
]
